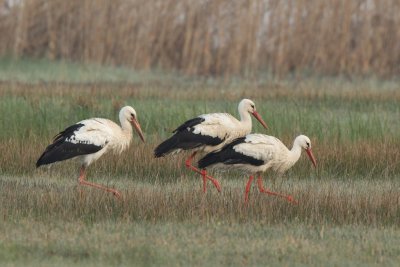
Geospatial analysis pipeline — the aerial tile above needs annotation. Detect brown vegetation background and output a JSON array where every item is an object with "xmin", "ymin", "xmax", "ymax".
[{"xmin": 1, "ymin": 0, "xmax": 400, "ymax": 77}]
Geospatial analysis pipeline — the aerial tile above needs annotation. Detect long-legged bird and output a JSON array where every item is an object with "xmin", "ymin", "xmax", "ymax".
[
  {"xmin": 154, "ymin": 99, "xmax": 268, "ymax": 192},
  {"xmin": 198, "ymin": 134, "xmax": 316, "ymax": 203},
  {"xmin": 36, "ymin": 106, "xmax": 145, "ymax": 198}
]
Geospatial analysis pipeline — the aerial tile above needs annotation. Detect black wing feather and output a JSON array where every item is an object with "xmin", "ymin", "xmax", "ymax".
[
  {"xmin": 173, "ymin": 117, "xmax": 204, "ymax": 133},
  {"xmin": 36, "ymin": 123, "xmax": 104, "ymax": 167},
  {"xmin": 198, "ymin": 137, "xmax": 264, "ymax": 169},
  {"xmin": 154, "ymin": 117, "xmax": 223, "ymax": 157}
]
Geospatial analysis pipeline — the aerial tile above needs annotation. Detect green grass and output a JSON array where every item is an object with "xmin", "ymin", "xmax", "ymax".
[
  {"xmin": 0, "ymin": 56, "xmax": 187, "ymax": 84},
  {"xmin": 1, "ymin": 85, "xmax": 399, "ymax": 179},
  {"xmin": 1, "ymin": 174, "xmax": 399, "ymax": 266},
  {"xmin": 0, "ymin": 58, "xmax": 399, "ymax": 266},
  {"xmin": 1, "ymin": 220, "xmax": 399, "ymax": 267},
  {"xmin": 2, "ymin": 94, "xmax": 399, "ymax": 141}
]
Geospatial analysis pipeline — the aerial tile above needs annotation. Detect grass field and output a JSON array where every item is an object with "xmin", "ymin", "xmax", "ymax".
[{"xmin": 0, "ymin": 59, "xmax": 399, "ymax": 266}]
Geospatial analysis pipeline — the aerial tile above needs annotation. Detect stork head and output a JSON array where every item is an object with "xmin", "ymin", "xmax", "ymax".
[
  {"xmin": 238, "ymin": 99, "xmax": 268, "ymax": 129},
  {"xmin": 295, "ymin": 135, "xmax": 316, "ymax": 167},
  {"xmin": 120, "ymin": 106, "xmax": 145, "ymax": 142}
]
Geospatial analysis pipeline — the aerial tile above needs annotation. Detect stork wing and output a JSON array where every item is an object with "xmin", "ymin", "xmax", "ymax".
[
  {"xmin": 61, "ymin": 119, "xmax": 113, "ymax": 147},
  {"xmin": 198, "ymin": 134, "xmax": 273, "ymax": 168},
  {"xmin": 190, "ymin": 113, "xmax": 238, "ymax": 140},
  {"xmin": 231, "ymin": 134, "xmax": 281, "ymax": 162},
  {"xmin": 36, "ymin": 119, "xmax": 113, "ymax": 166}
]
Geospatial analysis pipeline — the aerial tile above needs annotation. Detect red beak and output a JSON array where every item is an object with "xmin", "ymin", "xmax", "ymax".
[
  {"xmin": 306, "ymin": 148, "xmax": 317, "ymax": 168},
  {"xmin": 251, "ymin": 111, "xmax": 268, "ymax": 129},
  {"xmin": 131, "ymin": 118, "xmax": 145, "ymax": 142}
]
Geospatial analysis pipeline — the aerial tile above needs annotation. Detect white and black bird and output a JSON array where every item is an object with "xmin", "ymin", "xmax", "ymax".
[
  {"xmin": 198, "ymin": 134, "xmax": 317, "ymax": 203},
  {"xmin": 36, "ymin": 106, "xmax": 145, "ymax": 199},
  {"xmin": 154, "ymin": 99, "xmax": 268, "ymax": 193}
]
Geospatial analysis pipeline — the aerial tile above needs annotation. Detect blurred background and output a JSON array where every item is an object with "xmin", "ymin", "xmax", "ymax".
[{"xmin": 1, "ymin": 0, "xmax": 400, "ymax": 78}]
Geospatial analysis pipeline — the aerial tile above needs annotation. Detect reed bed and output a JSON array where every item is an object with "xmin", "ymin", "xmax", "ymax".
[{"xmin": 1, "ymin": 0, "xmax": 400, "ymax": 77}]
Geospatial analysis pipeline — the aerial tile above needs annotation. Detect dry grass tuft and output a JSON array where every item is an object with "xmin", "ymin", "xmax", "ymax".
[{"xmin": 1, "ymin": 176, "xmax": 399, "ymax": 226}]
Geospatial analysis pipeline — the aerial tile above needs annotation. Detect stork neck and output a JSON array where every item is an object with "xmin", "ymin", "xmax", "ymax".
[
  {"xmin": 238, "ymin": 108, "xmax": 252, "ymax": 129},
  {"xmin": 120, "ymin": 117, "xmax": 133, "ymax": 133},
  {"xmin": 288, "ymin": 142, "xmax": 302, "ymax": 165}
]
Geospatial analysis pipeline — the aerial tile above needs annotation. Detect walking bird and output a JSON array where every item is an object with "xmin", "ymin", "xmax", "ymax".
[
  {"xmin": 198, "ymin": 134, "xmax": 317, "ymax": 203},
  {"xmin": 36, "ymin": 106, "xmax": 145, "ymax": 198},
  {"xmin": 154, "ymin": 99, "xmax": 268, "ymax": 192}
]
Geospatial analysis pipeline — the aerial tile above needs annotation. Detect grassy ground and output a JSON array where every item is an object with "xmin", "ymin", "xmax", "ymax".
[
  {"xmin": 0, "ymin": 59, "xmax": 399, "ymax": 266},
  {"xmin": 1, "ymin": 220, "xmax": 399, "ymax": 267}
]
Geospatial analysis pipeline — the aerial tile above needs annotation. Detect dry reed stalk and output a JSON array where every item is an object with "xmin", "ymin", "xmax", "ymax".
[{"xmin": 0, "ymin": 0, "xmax": 399, "ymax": 77}]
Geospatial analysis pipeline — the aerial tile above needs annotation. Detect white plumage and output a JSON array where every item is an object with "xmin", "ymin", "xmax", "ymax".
[
  {"xmin": 36, "ymin": 106, "xmax": 145, "ymax": 199},
  {"xmin": 189, "ymin": 113, "xmax": 250, "ymax": 152},
  {"xmin": 67, "ymin": 117, "xmax": 135, "ymax": 166},
  {"xmin": 154, "ymin": 99, "xmax": 268, "ymax": 193},
  {"xmin": 198, "ymin": 134, "xmax": 317, "ymax": 203}
]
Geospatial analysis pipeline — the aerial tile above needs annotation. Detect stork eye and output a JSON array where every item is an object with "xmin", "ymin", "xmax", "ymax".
[
  {"xmin": 306, "ymin": 142, "xmax": 310, "ymax": 147},
  {"xmin": 250, "ymin": 104, "xmax": 255, "ymax": 109}
]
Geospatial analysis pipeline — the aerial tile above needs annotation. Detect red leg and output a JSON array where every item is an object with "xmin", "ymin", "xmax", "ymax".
[
  {"xmin": 201, "ymin": 169, "xmax": 207, "ymax": 193},
  {"xmin": 184, "ymin": 152, "xmax": 221, "ymax": 192},
  {"xmin": 78, "ymin": 166, "xmax": 122, "ymax": 199},
  {"xmin": 257, "ymin": 175, "xmax": 297, "ymax": 204},
  {"xmin": 199, "ymin": 169, "xmax": 221, "ymax": 193},
  {"xmin": 185, "ymin": 152, "xmax": 198, "ymax": 167},
  {"xmin": 244, "ymin": 175, "xmax": 254, "ymax": 202}
]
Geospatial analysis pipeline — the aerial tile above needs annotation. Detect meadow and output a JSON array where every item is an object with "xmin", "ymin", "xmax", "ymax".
[{"xmin": 0, "ymin": 59, "xmax": 399, "ymax": 266}]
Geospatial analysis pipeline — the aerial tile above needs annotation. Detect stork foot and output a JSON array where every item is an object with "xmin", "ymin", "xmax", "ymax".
[
  {"xmin": 212, "ymin": 180, "xmax": 222, "ymax": 193},
  {"xmin": 110, "ymin": 189, "xmax": 122, "ymax": 200},
  {"xmin": 286, "ymin": 195, "xmax": 298, "ymax": 205},
  {"xmin": 258, "ymin": 187, "xmax": 297, "ymax": 205},
  {"xmin": 78, "ymin": 168, "xmax": 123, "ymax": 200},
  {"xmin": 257, "ymin": 176, "xmax": 297, "ymax": 205}
]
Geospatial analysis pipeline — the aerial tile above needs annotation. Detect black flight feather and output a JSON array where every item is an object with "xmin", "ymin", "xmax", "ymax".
[
  {"xmin": 36, "ymin": 123, "xmax": 104, "ymax": 167},
  {"xmin": 154, "ymin": 117, "xmax": 224, "ymax": 157},
  {"xmin": 198, "ymin": 137, "xmax": 264, "ymax": 169}
]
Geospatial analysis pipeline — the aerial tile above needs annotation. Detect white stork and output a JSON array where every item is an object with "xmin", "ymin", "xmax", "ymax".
[
  {"xmin": 154, "ymin": 99, "xmax": 268, "ymax": 193},
  {"xmin": 198, "ymin": 134, "xmax": 317, "ymax": 203},
  {"xmin": 36, "ymin": 106, "xmax": 145, "ymax": 199}
]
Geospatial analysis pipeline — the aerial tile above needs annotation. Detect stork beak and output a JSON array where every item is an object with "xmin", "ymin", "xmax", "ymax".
[
  {"xmin": 251, "ymin": 111, "xmax": 268, "ymax": 129},
  {"xmin": 131, "ymin": 118, "xmax": 145, "ymax": 142},
  {"xmin": 306, "ymin": 148, "xmax": 317, "ymax": 168}
]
